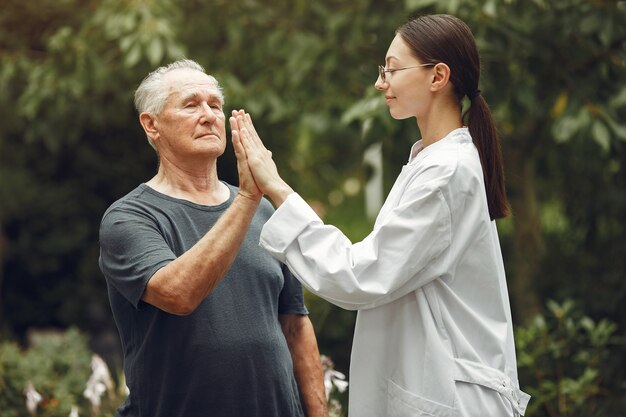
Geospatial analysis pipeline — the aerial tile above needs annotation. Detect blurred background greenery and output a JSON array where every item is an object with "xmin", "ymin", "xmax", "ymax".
[{"xmin": 0, "ymin": 0, "xmax": 625, "ymax": 416}]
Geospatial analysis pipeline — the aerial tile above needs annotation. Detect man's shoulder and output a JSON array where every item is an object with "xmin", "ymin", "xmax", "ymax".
[{"xmin": 101, "ymin": 184, "xmax": 154, "ymax": 223}]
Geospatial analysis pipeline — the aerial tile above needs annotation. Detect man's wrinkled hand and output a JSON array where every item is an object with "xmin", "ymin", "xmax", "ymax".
[{"xmin": 230, "ymin": 110, "xmax": 262, "ymax": 202}]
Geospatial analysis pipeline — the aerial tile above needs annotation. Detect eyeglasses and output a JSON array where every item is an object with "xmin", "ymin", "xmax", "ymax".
[{"xmin": 378, "ymin": 63, "xmax": 436, "ymax": 83}]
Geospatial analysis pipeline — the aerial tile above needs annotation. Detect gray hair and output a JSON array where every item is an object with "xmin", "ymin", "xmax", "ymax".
[{"xmin": 134, "ymin": 59, "xmax": 224, "ymax": 150}]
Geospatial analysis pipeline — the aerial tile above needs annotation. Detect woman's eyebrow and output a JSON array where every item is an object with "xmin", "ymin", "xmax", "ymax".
[{"xmin": 385, "ymin": 56, "xmax": 399, "ymax": 65}]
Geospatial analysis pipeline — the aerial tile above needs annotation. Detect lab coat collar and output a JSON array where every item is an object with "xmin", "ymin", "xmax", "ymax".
[{"xmin": 408, "ymin": 127, "xmax": 471, "ymax": 165}]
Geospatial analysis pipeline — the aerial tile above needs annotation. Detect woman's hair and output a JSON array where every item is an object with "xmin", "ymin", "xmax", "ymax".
[
  {"xmin": 134, "ymin": 59, "xmax": 223, "ymax": 150},
  {"xmin": 397, "ymin": 15, "xmax": 510, "ymax": 220}
]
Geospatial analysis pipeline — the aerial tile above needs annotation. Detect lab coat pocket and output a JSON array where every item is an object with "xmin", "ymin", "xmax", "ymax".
[{"xmin": 387, "ymin": 379, "xmax": 459, "ymax": 417}]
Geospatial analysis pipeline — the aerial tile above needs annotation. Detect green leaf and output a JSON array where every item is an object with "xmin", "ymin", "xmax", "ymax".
[
  {"xmin": 580, "ymin": 14, "xmax": 600, "ymax": 35},
  {"xmin": 165, "ymin": 41, "xmax": 186, "ymax": 59},
  {"xmin": 124, "ymin": 42, "xmax": 142, "ymax": 68},
  {"xmin": 404, "ymin": 0, "xmax": 439, "ymax": 10},
  {"xmin": 591, "ymin": 120, "xmax": 611, "ymax": 151},
  {"xmin": 553, "ymin": 115, "xmax": 581, "ymax": 142},
  {"xmin": 341, "ymin": 96, "xmax": 385, "ymax": 125},
  {"xmin": 483, "ymin": 0, "xmax": 497, "ymax": 17},
  {"xmin": 609, "ymin": 85, "xmax": 626, "ymax": 108},
  {"xmin": 147, "ymin": 37, "xmax": 164, "ymax": 66},
  {"xmin": 600, "ymin": 111, "xmax": 626, "ymax": 141},
  {"xmin": 119, "ymin": 35, "xmax": 135, "ymax": 52}
]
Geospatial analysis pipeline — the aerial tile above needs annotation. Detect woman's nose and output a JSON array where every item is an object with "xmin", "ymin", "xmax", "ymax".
[{"xmin": 374, "ymin": 75, "xmax": 387, "ymax": 91}]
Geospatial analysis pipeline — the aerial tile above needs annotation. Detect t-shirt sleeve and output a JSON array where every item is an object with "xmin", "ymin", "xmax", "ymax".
[
  {"xmin": 99, "ymin": 206, "xmax": 176, "ymax": 309},
  {"xmin": 277, "ymin": 263, "xmax": 309, "ymax": 315}
]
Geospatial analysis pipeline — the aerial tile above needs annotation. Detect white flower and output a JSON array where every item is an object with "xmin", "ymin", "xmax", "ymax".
[
  {"xmin": 90, "ymin": 354, "xmax": 114, "ymax": 391},
  {"xmin": 23, "ymin": 381, "xmax": 42, "ymax": 415},
  {"xmin": 328, "ymin": 398, "xmax": 343, "ymax": 417},
  {"xmin": 324, "ymin": 369, "xmax": 348, "ymax": 400},
  {"xmin": 320, "ymin": 355, "xmax": 349, "ymax": 401},
  {"xmin": 83, "ymin": 354, "xmax": 113, "ymax": 412},
  {"xmin": 69, "ymin": 405, "xmax": 80, "ymax": 417},
  {"xmin": 332, "ymin": 375, "xmax": 349, "ymax": 393}
]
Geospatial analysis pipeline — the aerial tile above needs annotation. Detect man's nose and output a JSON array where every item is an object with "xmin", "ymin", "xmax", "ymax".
[{"xmin": 199, "ymin": 103, "xmax": 217, "ymax": 123}]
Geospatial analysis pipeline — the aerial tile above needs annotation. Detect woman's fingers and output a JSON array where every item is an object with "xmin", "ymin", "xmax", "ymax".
[
  {"xmin": 231, "ymin": 110, "xmax": 245, "ymax": 135},
  {"xmin": 232, "ymin": 109, "xmax": 273, "ymax": 164},
  {"xmin": 244, "ymin": 113, "xmax": 261, "ymax": 141},
  {"xmin": 235, "ymin": 112, "xmax": 264, "ymax": 151},
  {"xmin": 236, "ymin": 115, "xmax": 254, "ymax": 150}
]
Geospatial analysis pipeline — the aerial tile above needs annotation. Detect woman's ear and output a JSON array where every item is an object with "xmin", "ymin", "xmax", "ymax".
[
  {"xmin": 139, "ymin": 112, "xmax": 159, "ymax": 143},
  {"xmin": 430, "ymin": 63, "xmax": 451, "ymax": 93}
]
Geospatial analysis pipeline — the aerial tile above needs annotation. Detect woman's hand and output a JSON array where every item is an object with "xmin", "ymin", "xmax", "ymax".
[{"xmin": 230, "ymin": 110, "xmax": 294, "ymax": 207}]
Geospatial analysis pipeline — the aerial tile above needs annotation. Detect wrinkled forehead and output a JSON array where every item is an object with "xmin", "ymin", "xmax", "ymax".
[{"xmin": 165, "ymin": 69, "xmax": 224, "ymax": 104}]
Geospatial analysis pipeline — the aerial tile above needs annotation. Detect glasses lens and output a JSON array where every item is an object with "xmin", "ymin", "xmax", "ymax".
[{"xmin": 378, "ymin": 65, "xmax": 385, "ymax": 82}]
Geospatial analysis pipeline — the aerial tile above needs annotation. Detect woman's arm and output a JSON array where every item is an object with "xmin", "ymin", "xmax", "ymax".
[{"xmin": 233, "ymin": 110, "xmax": 452, "ymax": 310}]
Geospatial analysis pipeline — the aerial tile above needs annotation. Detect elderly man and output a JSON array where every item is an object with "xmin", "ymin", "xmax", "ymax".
[{"xmin": 99, "ymin": 59, "xmax": 327, "ymax": 417}]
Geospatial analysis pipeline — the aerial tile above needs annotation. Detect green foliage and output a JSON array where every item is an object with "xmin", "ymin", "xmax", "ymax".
[
  {"xmin": 516, "ymin": 300, "xmax": 623, "ymax": 416},
  {"xmin": 0, "ymin": 328, "xmax": 123, "ymax": 417}
]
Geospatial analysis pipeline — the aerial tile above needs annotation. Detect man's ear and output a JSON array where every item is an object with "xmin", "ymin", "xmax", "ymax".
[
  {"xmin": 139, "ymin": 112, "xmax": 159, "ymax": 142},
  {"xmin": 430, "ymin": 63, "xmax": 451, "ymax": 93}
]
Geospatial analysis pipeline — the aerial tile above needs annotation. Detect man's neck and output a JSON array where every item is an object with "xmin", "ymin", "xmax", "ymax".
[{"xmin": 146, "ymin": 158, "xmax": 230, "ymax": 206}]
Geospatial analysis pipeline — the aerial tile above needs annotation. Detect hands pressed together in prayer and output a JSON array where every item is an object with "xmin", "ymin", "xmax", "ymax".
[{"xmin": 230, "ymin": 110, "xmax": 294, "ymax": 207}]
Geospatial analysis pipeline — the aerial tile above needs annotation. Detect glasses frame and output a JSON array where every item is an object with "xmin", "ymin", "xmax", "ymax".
[{"xmin": 378, "ymin": 63, "xmax": 436, "ymax": 83}]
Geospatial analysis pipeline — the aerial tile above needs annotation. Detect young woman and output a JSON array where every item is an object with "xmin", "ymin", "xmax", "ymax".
[{"xmin": 231, "ymin": 14, "xmax": 530, "ymax": 417}]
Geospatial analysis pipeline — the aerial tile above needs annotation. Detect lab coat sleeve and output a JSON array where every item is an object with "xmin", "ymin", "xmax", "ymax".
[{"xmin": 259, "ymin": 181, "xmax": 451, "ymax": 310}]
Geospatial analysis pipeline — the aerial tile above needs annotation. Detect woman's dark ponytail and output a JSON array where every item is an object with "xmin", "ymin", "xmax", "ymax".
[
  {"xmin": 398, "ymin": 14, "xmax": 510, "ymax": 220},
  {"xmin": 467, "ymin": 94, "xmax": 510, "ymax": 219}
]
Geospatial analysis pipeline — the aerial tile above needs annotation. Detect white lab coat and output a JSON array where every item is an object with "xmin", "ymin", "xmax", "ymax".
[{"xmin": 260, "ymin": 128, "xmax": 530, "ymax": 416}]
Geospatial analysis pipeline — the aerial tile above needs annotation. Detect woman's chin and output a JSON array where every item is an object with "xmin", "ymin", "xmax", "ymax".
[{"xmin": 388, "ymin": 109, "xmax": 413, "ymax": 120}]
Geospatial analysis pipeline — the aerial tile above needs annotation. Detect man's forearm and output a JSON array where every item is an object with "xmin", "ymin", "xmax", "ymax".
[
  {"xmin": 142, "ymin": 193, "xmax": 260, "ymax": 314},
  {"xmin": 281, "ymin": 315, "xmax": 328, "ymax": 417}
]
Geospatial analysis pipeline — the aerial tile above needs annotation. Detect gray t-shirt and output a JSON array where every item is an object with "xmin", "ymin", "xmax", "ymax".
[{"xmin": 99, "ymin": 183, "xmax": 307, "ymax": 417}]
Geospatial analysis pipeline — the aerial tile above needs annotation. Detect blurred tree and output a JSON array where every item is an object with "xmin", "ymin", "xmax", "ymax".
[
  {"xmin": 468, "ymin": 0, "xmax": 626, "ymax": 321},
  {"xmin": 0, "ymin": 0, "xmax": 186, "ymax": 361}
]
